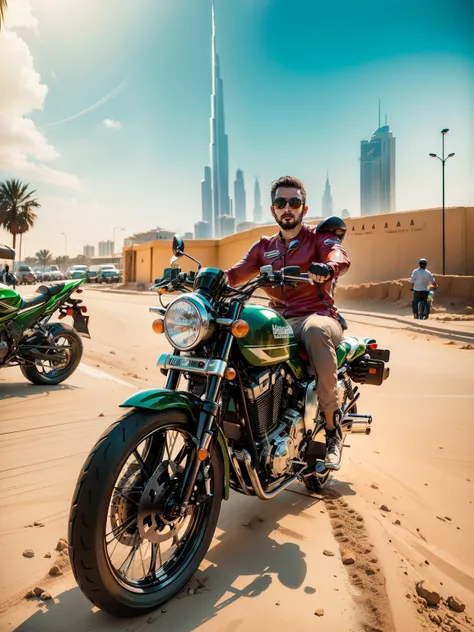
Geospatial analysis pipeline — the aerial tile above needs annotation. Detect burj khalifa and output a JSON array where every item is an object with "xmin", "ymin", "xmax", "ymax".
[{"xmin": 197, "ymin": 2, "xmax": 230, "ymax": 239}]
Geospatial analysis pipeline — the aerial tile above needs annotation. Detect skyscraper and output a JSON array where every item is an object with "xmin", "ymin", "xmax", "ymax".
[
  {"xmin": 253, "ymin": 177, "xmax": 263, "ymax": 223},
  {"xmin": 201, "ymin": 166, "xmax": 212, "ymax": 227},
  {"xmin": 322, "ymin": 174, "xmax": 333, "ymax": 217},
  {"xmin": 209, "ymin": 1, "xmax": 230, "ymax": 237},
  {"xmin": 83, "ymin": 245, "xmax": 95, "ymax": 258},
  {"xmin": 234, "ymin": 169, "xmax": 246, "ymax": 226},
  {"xmin": 360, "ymin": 112, "xmax": 396, "ymax": 216}
]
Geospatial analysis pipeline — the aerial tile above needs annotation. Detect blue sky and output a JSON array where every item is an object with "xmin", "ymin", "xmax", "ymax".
[{"xmin": 0, "ymin": 0, "xmax": 473, "ymax": 258}]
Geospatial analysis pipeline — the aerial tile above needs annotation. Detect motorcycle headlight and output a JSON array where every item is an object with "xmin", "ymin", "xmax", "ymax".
[{"xmin": 164, "ymin": 295, "xmax": 212, "ymax": 351}]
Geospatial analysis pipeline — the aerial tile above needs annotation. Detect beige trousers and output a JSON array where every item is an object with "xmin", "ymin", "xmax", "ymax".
[{"xmin": 288, "ymin": 313, "xmax": 344, "ymax": 411}]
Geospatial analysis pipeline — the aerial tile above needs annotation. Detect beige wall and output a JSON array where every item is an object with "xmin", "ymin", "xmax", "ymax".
[{"xmin": 124, "ymin": 206, "xmax": 474, "ymax": 285}]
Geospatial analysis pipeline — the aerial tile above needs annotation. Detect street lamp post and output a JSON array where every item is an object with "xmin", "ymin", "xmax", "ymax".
[
  {"xmin": 60, "ymin": 232, "xmax": 68, "ymax": 272},
  {"xmin": 429, "ymin": 128, "xmax": 455, "ymax": 275}
]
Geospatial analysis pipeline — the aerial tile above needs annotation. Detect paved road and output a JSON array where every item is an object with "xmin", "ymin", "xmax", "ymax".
[{"xmin": 0, "ymin": 288, "xmax": 473, "ymax": 631}]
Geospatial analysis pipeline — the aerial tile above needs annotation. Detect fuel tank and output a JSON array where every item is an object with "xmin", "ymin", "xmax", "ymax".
[
  {"xmin": 0, "ymin": 285, "xmax": 22, "ymax": 322},
  {"xmin": 237, "ymin": 304, "xmax": 299, "ymax": 367}
]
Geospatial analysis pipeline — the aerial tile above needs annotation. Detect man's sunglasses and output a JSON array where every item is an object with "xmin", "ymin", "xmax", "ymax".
[{"xmin": 273, "ymin": 197, "xmax": 304, "ymax": 210}]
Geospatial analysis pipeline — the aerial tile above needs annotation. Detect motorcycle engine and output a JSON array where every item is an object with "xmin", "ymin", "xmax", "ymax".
[
  {"xmin": 0, "ymin": 330, "xmax": 10, "ymax": 362},
  {"xmin": 242, "ymin": 366, "xmax": 307, "ymax": 479}
]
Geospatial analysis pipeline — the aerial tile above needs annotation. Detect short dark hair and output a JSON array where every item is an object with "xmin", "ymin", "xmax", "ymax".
[{"xmin": 271, "ymin": 176, "xmax": 306, "ymax": 205}]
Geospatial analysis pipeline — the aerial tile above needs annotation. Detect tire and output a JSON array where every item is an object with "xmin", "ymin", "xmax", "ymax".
[
  {"xmin": 68, "ymin": 409, "xmax": 223, "ymax": 618},
  {"xmin": 20, "ymin": 323, "xmax": 83, "ymax": 385}
]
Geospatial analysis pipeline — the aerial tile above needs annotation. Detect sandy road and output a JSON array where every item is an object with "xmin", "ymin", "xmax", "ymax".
[{"xmin": 0, "ymin": 289, "xmax": 473, "ymax": 631}]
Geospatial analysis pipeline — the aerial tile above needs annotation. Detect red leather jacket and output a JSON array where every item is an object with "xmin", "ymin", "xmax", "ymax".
[{"xmin": 226, "ymin": 224, "xmax": 350, "ymax": 320}]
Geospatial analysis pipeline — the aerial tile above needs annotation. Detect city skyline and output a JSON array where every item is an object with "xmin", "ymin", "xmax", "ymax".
[
  {"xmin": 360, "ymin": 115, "xmax": 396, "ymax": 216},
  {"xmin": 0, "ymin": 0, "xmax": 472, "ymax": 255}
]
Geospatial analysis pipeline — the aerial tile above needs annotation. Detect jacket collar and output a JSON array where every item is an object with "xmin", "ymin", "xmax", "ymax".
[{"xmin": 276, "ymin": 223, "xmax": 309, "ymax": 244}]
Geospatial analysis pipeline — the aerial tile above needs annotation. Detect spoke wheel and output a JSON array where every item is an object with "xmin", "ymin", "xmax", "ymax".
[{"xmin": 69, "ymin": 409, "xmax": 223, "ymax": 617}]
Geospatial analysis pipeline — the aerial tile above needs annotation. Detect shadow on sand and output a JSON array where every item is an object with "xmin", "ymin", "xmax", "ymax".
[{"xmin": 15, "ymin": 480, "xmax": 356, "ymax": 632}]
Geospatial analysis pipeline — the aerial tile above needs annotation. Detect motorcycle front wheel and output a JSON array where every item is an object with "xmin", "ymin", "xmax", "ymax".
[{"xmin": 68, "ymin": 409, "xmax": 223, "ymax": 617}]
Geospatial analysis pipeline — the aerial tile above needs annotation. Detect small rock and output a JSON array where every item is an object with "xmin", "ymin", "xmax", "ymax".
[
  {"xmin": 98, "ymin": 413, "xmax": 105, "ymax": 417},
  {"xmin": 447, "ymin": 595, "xmax": 465, "ymax": 612},
  {"xmin": 465, "ymin": 616, "xmax": 472, "ymax": 624},
  {"xmin": 188, "ymin": 588, "xmax": 196, "ymax": 595},
  {"xmin": 44, "ymin": 553, "xmax": 51, "ymax": 558},
  {"xmin": 380, "ymin": 505, "xmax": 391, "ymax": 512},
  {"xmin": 161, "ymin": 609, "xmax": 167, "ymax": 614},
  {"xmin": 33, "ymin": 521, "xmax": 45, "ymax": 527},
  {"xmin": 465, "ymin": 306, "xmax": 473, "ymax": 315},
  {"xmin": 40, "ymin": 592, "xmax": 52, "ymax": 600},
  {"xmin": 416, "ymin": 580, "xmax": 441, "ymax": 606},
  {"xmin": 356, "ymin": 515, "xmax": 364, "ymax": 522},
  {"xmin": 444, "ymin": 516, "xmax": 452, "ymax": 521},
  {"xmin": 49, "ymin": 565, "xmax": 62, "ymax": 577},
  {"xmin": 314, "ymin": 609, "xmax": 325, "ymax": 617},
  {"xmin": 22, "ymin": 549, "xmax": 34, "ymax": 558},
  {"xmin": 109, "ymin": 350, "xmax": 116, "ymax": 355},
  {"xmin": 417, "ymin": 607, "xmax": 424, "ymax": 614},
  {"xmin": 437, "ymin": 516, "xmax": 446, "ymax": 522},
  {"xmin": 333, "ymin": 520, "xmax": 344, "ymax": 529},
  {"xmin": 55, "ymin": 539, "xmax": 68, "ymax": 552},
  {"xmin": 406, "ymin": 593, "xmax": 411, "ymax": 599},
  {"xmin": 424, "ymin": 560, "xmax": 430, "ymax": 565},
  {"xmin": 418, "ymin": 597, "xmax": 428, "ymax": 607},
  {"xmin": 24, "ymin": 590, "xmax": 35, "ymax": 599},
  {"xmin": 369, "ymin": 557, "xmax": 378, "ymax": 564},
  {"xmin": 33, "ymin": 586, "xmax": 45, "ymax": 597},
  {"xmin": 365, "ymin": 566, "xmax": 377, "ymax": 576},
  {"xmin": 393, "ymin": 519, "xmax": 401, "ymax": 526},
  {"xmin": 275, "ymin": 601, "xmax": 280, "ymax": 606},
  {"xmin": 429, "ymin": 613, "xmax": 443, "ymax": 625},
  {"xmin": 323, "ymin": 550, "xmax": 335, "ymax": 557},
  {"xmin": 371, "ymin": 483, "xmax": 379, "ymax": 490},
  {"xmin": 341, "ymin": 550, "xmax": 356, "ymax": 565}
]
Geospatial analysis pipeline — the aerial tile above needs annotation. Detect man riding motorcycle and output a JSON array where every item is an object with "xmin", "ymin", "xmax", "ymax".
[
  {"xmin": 410, "ymin": 258, "xmax": 438, "ymax": 318},
  {"xmin": 226, "ymin": 175, "xmax": 350, "ymax": 469}
]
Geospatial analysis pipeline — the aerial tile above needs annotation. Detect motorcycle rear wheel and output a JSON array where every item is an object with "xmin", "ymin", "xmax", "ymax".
[{"xmin": 68, "ymin": 409, "xmax": 223, "ymax": 617}]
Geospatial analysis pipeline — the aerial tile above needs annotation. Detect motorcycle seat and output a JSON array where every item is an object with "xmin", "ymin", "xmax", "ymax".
[{"xmin": 20, "ymin": 283, "xmax": 64, "ymax": 309}]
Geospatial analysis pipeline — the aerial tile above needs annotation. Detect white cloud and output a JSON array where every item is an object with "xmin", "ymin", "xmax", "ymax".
[
  {"xmin": 103, "ymin": 118, "xmax": 122, "ymax": 130},
  {"xmin": 0, "ymin": 5, "xmax": 80, "ymax": 189}
]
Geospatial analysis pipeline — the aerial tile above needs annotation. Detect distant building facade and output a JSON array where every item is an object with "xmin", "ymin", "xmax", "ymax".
[
  {"xmin": 360, "ymin": 122, "xmax": 396, "ymax": 216},
  {"xmin": 98, "ymin": 240, "xmax": 114, "ymax": 256},
  {"xmin": 83, "ymin": 245, "xmax": 95, "ymax": 258},
  {"xmin": 253, "ymin": 177, "xmax": 263, "ymax": 223},
  {"xmin": 321, "ymin": 174, "xmax": 333, "ymax": 217},
  {"xmin": 194, "ymin": 221, "xmax": 212, "ymax": 239},
  {"xmin": 234, "ymin": 169, "xmax": 246, "ymax": 227}
]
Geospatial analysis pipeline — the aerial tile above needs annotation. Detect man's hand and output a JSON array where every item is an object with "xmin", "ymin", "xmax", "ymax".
[{"xmin": 308, "ymin": 262, "xmax": 334, "ymax": 283}]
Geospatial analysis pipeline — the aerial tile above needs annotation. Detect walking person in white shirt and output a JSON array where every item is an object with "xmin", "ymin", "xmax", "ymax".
[{"xmin": 410, "ymin": 258, "xmax": 438, "ymax": 319}]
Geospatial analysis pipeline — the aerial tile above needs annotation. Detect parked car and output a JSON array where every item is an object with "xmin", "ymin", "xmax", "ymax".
[
  {"xmin": 86, "ymin": 265, "xmax": 100, "ymax": 283},
  {"xmin": 33, "ymin": 268, "xmax": 44, "ymax": 282},
  {"xmin": 97, "ymin": 265, "xmax": 121, "ymax": 284},
  {"xmin": 66, "ymin": 265, "xmax": 87, "ymax": 280},
  {"xmin": 16, "ymin": 265, "xmax": 36, "ymax": 285},
  {"xmin": 43, "ymin": 265, "xmax": 64, "ymax": 282}
]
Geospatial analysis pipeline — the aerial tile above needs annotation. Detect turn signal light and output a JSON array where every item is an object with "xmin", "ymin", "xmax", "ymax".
[
  {"xmin": 369, "ymin": 368, "xmax": 377, "ymax": 374},
  {"xmin": 197, "ymin": 448, "xmax": 209, "ymax": 461},
  {"xmin": 66, "ymin": 308, "xmax": 74, "ymax": 316},
  {"xmin": 368, "ymin": 343, "xmax": 378, "ymax": 349},
  {"xmin": 158, "ymin": 287, "xmax": 168, "ymax": 295},
  {"xmin": 231, "ymin": 320, "xmax": 249, "ymax": 338},
  {"xmin": 152, "ymin": 318, "xmax": 164, "ymax": 334},
  {"xmin": 225, "ymin": 367, "xmax": 236, "ymax": 380},
  {"xmin": 81, "ymin": 306, "xmax": 88, "ymax": 313}
]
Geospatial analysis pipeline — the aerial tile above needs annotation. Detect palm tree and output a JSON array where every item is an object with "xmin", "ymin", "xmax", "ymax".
[
  {"xmin": 35, "ymin": 249, "xmax": 54, "ymax": 269},
  {"xmin": 24, "ymin": 256, "xmax": 37, "ymax": 267},
  {"xmin": 0, "ymin": 179, "xmax": 40, "ymax": 250},
  {"xmin": 0, "ymin": 1, "xmax": 8, "ymax": 31}
]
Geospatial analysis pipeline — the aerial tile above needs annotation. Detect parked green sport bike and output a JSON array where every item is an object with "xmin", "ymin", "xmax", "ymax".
[
  {"xmin": 1, "ymin": 245, "xmax": 90, "ymax": 385},
  {"xmin": 69, "ymin": 235, "xmax": 390, "ymax": 618}
]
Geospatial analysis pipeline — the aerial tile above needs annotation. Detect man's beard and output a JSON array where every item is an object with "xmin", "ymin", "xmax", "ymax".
[{"xmin": 275, "ymin": 211, "xmax": 304, "ymax": 230}]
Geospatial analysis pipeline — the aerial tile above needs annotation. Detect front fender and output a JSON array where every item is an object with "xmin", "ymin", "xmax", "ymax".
[{"xmin": 120, "ymin": 389, "xmax": 230, "ymax": 500}]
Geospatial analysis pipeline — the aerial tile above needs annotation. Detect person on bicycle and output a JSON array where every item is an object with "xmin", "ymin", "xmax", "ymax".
[{"xmin": 410, "ymin": 258, "xmax": 437, "ymax": 318}]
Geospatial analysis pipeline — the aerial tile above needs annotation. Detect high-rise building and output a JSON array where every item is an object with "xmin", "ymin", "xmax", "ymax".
[
  {"xmin": 236, "ymin": 220, "xmax": 256, "ymax": 232},
  {"xmin": 341, "ymin": 209, "xmax": 350, "ymax": 219},
  {"xmin": 83, "ymin": 245, "xmax": 95, "ymax": 258},
  {"xmin": 98, "ymin": 240, "xmax": 114, "ymax": 256},
  {"xmin": 253, "ymin": 177, "xmax": 263, "ymax": 224},
  {"xmin": 322, "ymin": 174, "xmax": 333, "ymax": 217},
  {"xmin": 360, "ymin": 112, "xmax": 396, "ymax": 216},
  {"xmin": 184, "ymin": 232, "xmax": 194, "ymax": 240},
  {"xmin": 234, "ymin": 169, "xmax": 246, "ymax": 227},
  {"xmin": 201, "ymin": 166, "xmax": 212, "ymax": 228},
  {"xmin": 218, "ymin": 214, "xmax": 235, "ymax": 238},
  {"xmin": 201, "ymin": 1, "xmax": 230, "ymax": 238},
  {"xmin": 194, "ymin": 221, "xmax": 212, "ymax": 239}
]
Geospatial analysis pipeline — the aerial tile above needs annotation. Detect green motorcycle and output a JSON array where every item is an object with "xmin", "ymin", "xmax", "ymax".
[
  {"xmin": 0, "ymin": 245, "xmax": 90, "ymax": 385},
  {"xmin": 69, "ymin": 235, "xmax": 390, "ymax": 618}
]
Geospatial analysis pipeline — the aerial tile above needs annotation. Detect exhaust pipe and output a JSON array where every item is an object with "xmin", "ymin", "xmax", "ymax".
[{"xmin": 343, "ymin": 413, "xmax": 373, "ymax": 435}]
